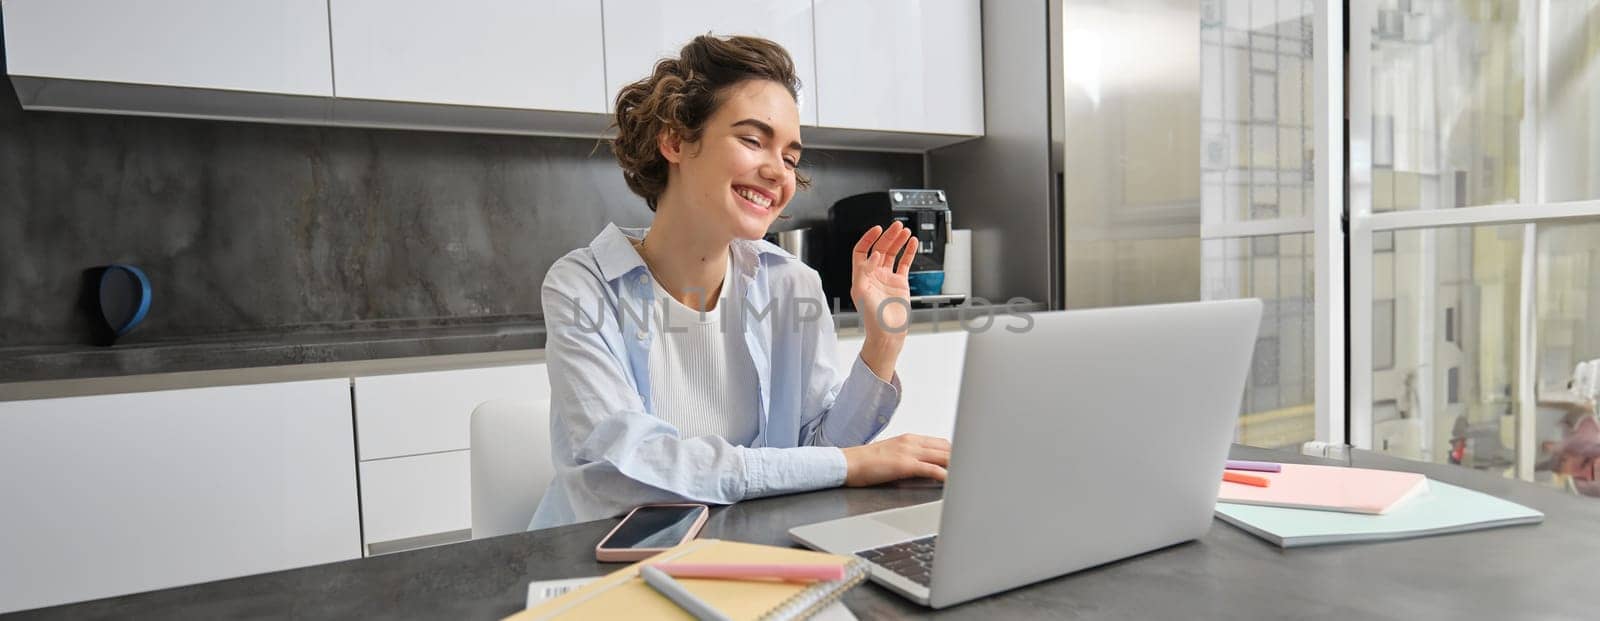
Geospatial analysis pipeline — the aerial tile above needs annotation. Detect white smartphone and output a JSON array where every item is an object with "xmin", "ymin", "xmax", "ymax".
[{"xmin": 594, "ymin": 503, "xmax": 710, "ymax": 562}]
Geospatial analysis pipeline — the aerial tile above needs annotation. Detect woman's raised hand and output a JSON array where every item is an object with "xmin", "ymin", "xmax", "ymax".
[
  {"xmin": 850, "ymin": 221, "xmax": 918, "ymax": 381},
  {"xmin": 851, "ymin": 221, "xmax": 918, "ymax": 331}
]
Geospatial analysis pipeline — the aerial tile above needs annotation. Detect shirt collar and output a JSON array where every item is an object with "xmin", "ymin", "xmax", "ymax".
[
  {"xmin": 590, "ymin": 223, "xmax": 648, "ymax": 283},
  {"xmin": 588, "ymin": 222, "xmax": 791, "ymax": 285}
]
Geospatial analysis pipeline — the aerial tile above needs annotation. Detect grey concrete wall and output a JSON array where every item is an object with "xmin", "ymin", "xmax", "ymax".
[{"xmin": 0, "ymin": 88, "xmax": 919, "ymax": 348}]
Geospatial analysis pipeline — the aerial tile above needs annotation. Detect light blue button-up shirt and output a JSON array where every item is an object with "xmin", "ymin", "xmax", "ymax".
[{"xmin": 529, "ymin": 224, "xmax": 901, "ymax": 529}]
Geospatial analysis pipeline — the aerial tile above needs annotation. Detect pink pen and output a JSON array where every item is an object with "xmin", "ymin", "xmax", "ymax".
[
  {"xmin": 651, "ymin": 562, "xmax": 846, "ymax": 582},
  {"xmin": 1224, "ymin": 459, "xmax": 1282, "ymax": 473}
]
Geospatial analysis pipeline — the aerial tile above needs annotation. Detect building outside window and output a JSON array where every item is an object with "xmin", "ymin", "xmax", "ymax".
[{"xmin": 1064, "ymin": 0, "xmax": 1600, "ymax": 501}]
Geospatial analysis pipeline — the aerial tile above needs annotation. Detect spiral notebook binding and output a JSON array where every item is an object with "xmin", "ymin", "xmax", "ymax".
[{"xmin": 759, "ymin": 557, "xmax": 868, "ymax": 621}]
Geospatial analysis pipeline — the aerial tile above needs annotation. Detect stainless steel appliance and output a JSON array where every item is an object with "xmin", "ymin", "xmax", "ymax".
[{"xmin": 763, "ymin": 226, "xmax": 823, "ymax": 268}]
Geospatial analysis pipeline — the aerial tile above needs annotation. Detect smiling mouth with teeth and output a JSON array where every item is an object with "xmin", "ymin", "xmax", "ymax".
[{"xmin": 735, "ymin": 186, "xmax": 774, "ymax": 208}]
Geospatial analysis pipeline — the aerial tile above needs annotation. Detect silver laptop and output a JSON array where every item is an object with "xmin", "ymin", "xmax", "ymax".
[{"xmin": 791, "ymin": 300, "xmax": 1263, "ymax": 608}]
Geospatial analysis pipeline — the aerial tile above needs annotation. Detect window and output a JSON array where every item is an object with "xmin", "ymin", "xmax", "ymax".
[
  {"xmin": 1062, "ymin": 0, "xmax": 1338, "ymax": 449},
  {"xmin": 1351, "ymin": 0, "xmax": 1600, "ymax": 492},
  {"xmin": 1200, "ymin": 0, "xmax": 1323, "ymax": 449}
]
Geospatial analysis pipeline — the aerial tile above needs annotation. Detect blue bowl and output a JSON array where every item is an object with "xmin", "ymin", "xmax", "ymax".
[{"xmin": 907, "ymin": 271, "xmax": 945, "ymax": 297}]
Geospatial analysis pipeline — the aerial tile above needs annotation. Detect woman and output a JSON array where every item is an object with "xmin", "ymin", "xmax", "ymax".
[{"xmin": 531, "ymin": 35, "xmax": 950, "ymax": 529}]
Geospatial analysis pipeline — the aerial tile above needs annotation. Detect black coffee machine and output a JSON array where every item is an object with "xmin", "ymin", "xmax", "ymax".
[{"xmin": 822, "ymin": 189, "xmax": 956, "ymax": 310}]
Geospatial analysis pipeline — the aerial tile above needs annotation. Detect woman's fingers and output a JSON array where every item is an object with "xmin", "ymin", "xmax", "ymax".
[
  {"xmin": 870, "ymin": 221, "xmax": 905, "ymax": 260},
  {"xmin": 853, "ymin": 222, "xmax": 929, "ymax": 275},
  {"xmin": 851, "ymin": 225, "xmax": 884, "ymax": 267},
  {"xmin": 855, "ymin": 222, "xmax": 913, "ymax": 271},
  {"xmin": 901, "ymin": 434, "xmax": 951, "ymax": 451},
  {"xmin": 916, "ymin": 462, "xmax": 949, "ymax": 481},
  {"xmin": 897, "ymin": 435, "xmax": 950, "ymax": 468},
  {"xmin": 893, "ymin": 229, "xmax": 913, "ymax": 265},
  {"xmin": 895, "ymin": 237, "xmax": 919, "ymax": 275},
  {"xmin": 877, "ymin": 227, "xmax": 911, "ymax": 270},
  {"xmin": 918, "ymin": 446, "xmax": 951, "ymax": 467}
]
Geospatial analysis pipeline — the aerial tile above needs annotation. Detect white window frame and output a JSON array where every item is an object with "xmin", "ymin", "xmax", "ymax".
[{"xmin": 1313, "ymin": 0, "xmax": 1346, "ymax": 446}]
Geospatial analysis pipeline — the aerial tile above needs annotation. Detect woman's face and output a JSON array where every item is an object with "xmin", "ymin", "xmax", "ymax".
[{"xmin": 662, "ymin": 79, "xmax": 802, "ymax": 241}]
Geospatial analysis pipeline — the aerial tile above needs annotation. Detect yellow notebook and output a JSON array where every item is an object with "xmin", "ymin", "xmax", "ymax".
[{"xmin": 505, "ymin": 539, "xmax": 868, "ymax": 621}]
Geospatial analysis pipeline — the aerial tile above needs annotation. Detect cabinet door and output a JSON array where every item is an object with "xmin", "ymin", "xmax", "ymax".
[
  {"xmin": 836, "ymin": 330, "xmax": 967, "ymax": 440},
  {"xmin": 602, "ymin": 0, "xmax": 818, "ymax": 126},
  {"xmin": 330, "ymin": 0, "xmax": 606, "ymax": 112},
  {"xmin": 1, "ymin": 0, "xmax": 332, "ymax": 96},
  {"xmin": 0, "ymin": 379, "xmax": 359, "ymax": 614},
  {"xmin": 358, "ymin": 451, "xmax": 471, "ymax": 551},
  {"xmin": 812, "ymin": 0, "xmax": 983, "ymax": 135},
  {"xmin": 353, "ymin": 364, "xmax": 549, "ymax": 460}
]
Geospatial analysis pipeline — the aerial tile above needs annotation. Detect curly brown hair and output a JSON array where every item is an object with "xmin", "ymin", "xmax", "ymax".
[{"xmin": 611, "ymin": 34, "xmax": 811, "ymax": 211}]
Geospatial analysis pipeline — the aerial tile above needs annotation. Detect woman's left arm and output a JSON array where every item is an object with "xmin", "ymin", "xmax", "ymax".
[
  {"xmin": 798, "ymin": 220, "xmax": 920, "ymax": 448},
  {"xmin": 798, "ymin": 338, "xmax": 902, "ymax": 448},
  {"xmin": 850, "ymin": 220, "xmax": 918, "ymax": 382},
  {"xmin": 795, "ymin": 274, "xmax": 953, "ymax": 485}
]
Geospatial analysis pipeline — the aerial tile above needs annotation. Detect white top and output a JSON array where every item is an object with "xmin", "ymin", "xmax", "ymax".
[{"xmin": 645, "ymin": 252, "xmax": 759, "ymax": 445}]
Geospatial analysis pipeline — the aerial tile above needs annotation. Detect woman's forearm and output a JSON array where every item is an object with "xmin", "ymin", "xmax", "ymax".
[{"xmin": 858, "ymin": 335, "xmax": 904, "ymax": 383}]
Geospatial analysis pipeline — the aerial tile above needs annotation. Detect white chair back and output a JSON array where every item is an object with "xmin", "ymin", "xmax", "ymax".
[{"xmin": 470, "ymin": 399, "xmax": 553, "ymax": 538}]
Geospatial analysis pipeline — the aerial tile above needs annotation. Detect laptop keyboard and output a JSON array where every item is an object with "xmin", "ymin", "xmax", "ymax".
[{"xmin": 856, "ymin": 535, "xmax": 937, "ymax": 586}]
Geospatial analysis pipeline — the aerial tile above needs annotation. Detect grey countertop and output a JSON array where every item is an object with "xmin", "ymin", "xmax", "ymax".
[
  {"xmin": 0, "ymin": 302, "xmax": 1047, "ymax": 398},
  {"xmin": 13, "ymin": 445, "xmax": 1598, "ymax": 620},
  {"xmin": 0, "ymin": 316, "xmax": 547, "ymax": 385}
]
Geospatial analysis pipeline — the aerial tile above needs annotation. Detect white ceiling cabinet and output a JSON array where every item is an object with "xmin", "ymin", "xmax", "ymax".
[
  {"xmin": 330, "ymin": 0, "xmax": 606, "ymax": 114},
  {"xmin": 601, "ymin": 0, "xmax": 819, "ymax": 127},
  {"xmin": 3, "ymin": 0, "xmax": 335, "ymax": 123},
  {"xmin": 2, "ymin": 0, "xmax": 332, "ymax": 96},
  {"xmin": 2, "ymin": 1, "xmax": 982, "ymax": 150},
  {"xmin": 812, "ymin": 0, "xmax": 984, "ymax": 138}
]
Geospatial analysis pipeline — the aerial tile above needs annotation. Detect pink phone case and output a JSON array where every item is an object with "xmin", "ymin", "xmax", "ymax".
[{"xmin": 594, "ymin": 503, "xmax": 710, "ymax": 562}]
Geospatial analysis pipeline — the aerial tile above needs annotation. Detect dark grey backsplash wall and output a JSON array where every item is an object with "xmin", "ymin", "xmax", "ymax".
[{"xmin": 0, "ymin": 91, "xmax": 921, "ymax": 349}]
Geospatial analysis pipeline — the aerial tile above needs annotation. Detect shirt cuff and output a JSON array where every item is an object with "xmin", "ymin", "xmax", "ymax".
[
  {"xmin": 741, "ymin": 446, "xmax": 848, "ymax": 499},
  {"xmin": 829, "ymin": 355, "xmax": 901, "ymax": 443}
]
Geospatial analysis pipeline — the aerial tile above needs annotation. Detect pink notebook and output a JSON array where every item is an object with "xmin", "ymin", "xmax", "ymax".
[{"xmin": 1217, "ymin": 463, "xmax": 1429, "ymax": 515}]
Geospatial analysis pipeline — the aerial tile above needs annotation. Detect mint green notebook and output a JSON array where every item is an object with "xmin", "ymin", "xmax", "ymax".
[{"xmin": 1215, "ymin": 480, "xmax": 1544, "ymax": 548}]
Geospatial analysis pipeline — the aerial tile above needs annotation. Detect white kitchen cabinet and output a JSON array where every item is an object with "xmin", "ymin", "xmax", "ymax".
[
  {"xmin": 4, "ymin": 0, "xmax": 981, "ymax": 148},
  {"xmin": 353, "ymin": 363, "xmax": 548, "ymax": 461},
  {"xmin": 602, "ymin": 0, "xmax": 818, "ymax": 126},
  {"xmin": 330, "ymin": 0, "xmax": 606, "ymax": 113},
  {"xmin": 812, "ymin": 0, "xmax": 983, "ymax": 136},
  {"xmin": 837, "ymin": 330, "xmax": 968, "ymax": 441},
  {"xmin": 352, "ymin": 363, "xmax": 549, "ymax": 551},
  {"xmin": 358, "ymin": 450, "xmax": 472, "ymax": 551},
  {"xmin": 0, "ymin": 379, "xmax": 360, "ymax": 614},
  {"xmin": 2, "ymin": 0, "xmax": 332, "ymax": 96}
]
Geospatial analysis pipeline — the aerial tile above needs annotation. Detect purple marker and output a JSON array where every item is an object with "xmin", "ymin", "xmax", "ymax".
[{"xmin": 1225, "ymin": 459, "xmax": 1282, "ymax": 473}]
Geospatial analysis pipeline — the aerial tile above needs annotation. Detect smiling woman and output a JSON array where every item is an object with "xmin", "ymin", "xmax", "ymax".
[{"xmin": 529, "ymin": 35, "xmax": 950, "ymax": 529}]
